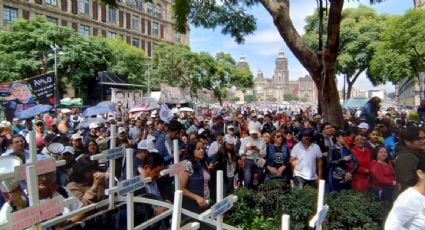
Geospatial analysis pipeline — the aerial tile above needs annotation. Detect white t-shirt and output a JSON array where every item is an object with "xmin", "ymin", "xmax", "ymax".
[
  {"xmin": 385, "ymin": 187, "xmax": 425, "ymax": 230},
  {"xmin": 291, "ymin": 142, "xmax": 322, "ymax": 180}
]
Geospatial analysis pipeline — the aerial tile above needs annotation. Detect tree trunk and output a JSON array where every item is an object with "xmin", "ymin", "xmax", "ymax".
[
  {"xmin": 260, "ymin": 0, "xmax": 344, "ymax": 127},
  {"xmin": 346, "ymin": 75, "xmax": 353, "ymax": 100}
]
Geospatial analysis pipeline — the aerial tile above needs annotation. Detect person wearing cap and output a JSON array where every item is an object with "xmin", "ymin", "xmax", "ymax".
[
  {"xmin": 238, "ymin": 123, "xmax": 267, "ymax": 189},
  {"xmin": 70, "ymin": 132, "xmax": 84, "ymax": 158},
  {"xmin": 290, "ymin": 128, "xmax": 323, "ymax": 188},
  {"xmin": 2, "ymin": 82, "xmax": 36, "ymax": 121},
  {"xmin": 120, "ymin": 139, "xmax": 151, "ymax": 180},
  {"xmin": 84, "ymin": 122, "xmax": 99, "ymax": 147},
  {"xmin": 357, "ymin": 122, "xmax": 370, "ymax": 137},
  {"xmin": 329, "ymin": 130, "xmax": 358, "ymax": 192},
  {"xmin": 213, "ymin": 134, "xmax": 238, "ymax": 195},
  {"xmin": 56, "ymin": 146, "xmax": 76, "ymax": 186}
]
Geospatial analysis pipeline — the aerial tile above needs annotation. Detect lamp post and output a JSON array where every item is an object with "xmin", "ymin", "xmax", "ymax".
[{"xmin": 50, "ymin": 44, "xmax": 60, "ymax": 111}]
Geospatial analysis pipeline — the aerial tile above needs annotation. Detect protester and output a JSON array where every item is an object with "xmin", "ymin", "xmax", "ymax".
[
  {"xmin": 180, "ymin": 140, "xmax": 212, "ymax": 213},
  {"xmin": 385, "ymin": 159, "xmax": 425, "ymax": 229},
  {"xmin": 351, "ymin": 134, "xmax": 372, "ymax": 192},
  {"xmin": 394, "ymin": 127, "xmax": 425, "ymax": 196},
  {"xmin": 368, "ymin": 146, "xmax": 395, "ymax": 202},
  {"xmin": 328, "ymin": 130, "xmax": 358, "ymax": 191},
  {"xmin": 290, "ymin": 128, "xmax": 323, "ymax": 188},
  {"xmin": 265, "ymin": 130, "xmax": 290, "ymax": 181}
]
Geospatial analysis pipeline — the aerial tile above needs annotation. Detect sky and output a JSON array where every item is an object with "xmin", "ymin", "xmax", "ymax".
[{"xmin": 189, "ymin": 0, "xmax": 414, "ymax": 93}]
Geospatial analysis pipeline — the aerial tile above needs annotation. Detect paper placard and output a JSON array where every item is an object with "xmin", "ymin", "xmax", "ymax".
[
  {"xmin": 317, "ymin": 205, "xmax": 329, "ymax": 225},
  {"xmin": 118, "ymin": 176, "xmax": 146, "ymax": 196},
  {"xmin": 211, "ymin": 195, "xmax": 234, "ymax": 219},
  {"xmin": 7, "ymin": 196, "xmax": 64, "ymax": 230},
  {"xmin": 15, "ymin": 159, "xmax": 56, "ymax": 180},
  {"xmin": 104, "ymin": 146, "xmax": 125, "ymax": 161},
  {"xmin": 169, "ymin": 160, "xmax": 188, "ymax": 177}
]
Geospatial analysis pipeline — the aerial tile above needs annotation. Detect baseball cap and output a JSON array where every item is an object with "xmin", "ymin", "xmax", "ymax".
[
  {"xmin": 227, "ymin": 125, "xmax": 235, "ymax": 130},
  {"xmin": 224, "ymin": 116, "xmax": 233, "ymax": 122},
  {"xmin": 198, "ymin": 128, "xmax": 206, "ymax": 135},
  {"xmin": 118, "ymin": 127, "xmax": 126, "ymax": 134},
  {"xmin": 71, "ymin": 133, "xmax": 83, "ymax": 140},
  {"xmin": 357, "ymin": 122, "xmax": 369, "ymax": 130},
  {"xmin": 334, "ymin": 130, "xmax": 347, "ymax": 137},
  {"xmin": 137, "ymin": 140, "xmax": 148, "ymax": 150},
  {"xmin": 89, "ymin": 123, "xmax": 99, "ymax": 129},
  {"xmin": 223, "ymin": 134, "xmax": 235, "ymax": 145},
  {"xmin": 248, "ymin": 123, "xmax": 260, "ymax": 135},
  {"xmin": 299, "ymin": 128, "xmax": 313, "ymax": 137},
  {"xmin": 167, "ymin": 120, "xmax": 184, "ymax": 131},
  {"xmin": 61, "ymin": 146, "xmax": 75, "ymax": 155}
]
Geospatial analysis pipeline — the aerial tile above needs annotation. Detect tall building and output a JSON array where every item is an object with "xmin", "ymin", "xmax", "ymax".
[
  {"xmin": 250, "ymin": 50, "xmax": 317, "ymax": 103},
  {"xmin": 0, "ymin": 0, "xmax": 189, "ymax": 57}
]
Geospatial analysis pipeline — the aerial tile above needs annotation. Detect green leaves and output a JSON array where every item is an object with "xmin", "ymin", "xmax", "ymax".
[
  {"xmin": 369, "ymin": 9, "xmax": 425, "ymax": 84},
  {"xmin": 173, "ymin": 0, "xmax": 257, "ymax": 43},
  {"xmin": 151, "ymin": 43, "xmax": 254, "ymax": 104}
]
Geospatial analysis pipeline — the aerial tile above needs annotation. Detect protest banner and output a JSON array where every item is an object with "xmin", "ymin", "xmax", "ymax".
[
  {"xmin": 160, "ymin": 84, "xmax": 191, "ymax": 104},
  {"xmin": 0, "ymin": 73, "xmax": 55, "ymax": 121},
  {"xmin": 111, "ymin": 88, "xmax": 144, "ymax": 109}
]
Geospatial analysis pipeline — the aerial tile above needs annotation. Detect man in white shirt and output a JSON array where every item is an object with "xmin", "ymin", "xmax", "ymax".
[
  {"xmin": 290, "ymin": 128, "xmax": 323, "ymax": 188},
  {"xmin": 238, "ymin": 123, "xmax": 266, "ymax": 189}
]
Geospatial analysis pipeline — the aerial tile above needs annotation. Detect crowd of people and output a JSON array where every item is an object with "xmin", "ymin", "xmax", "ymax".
[{"xmin": 0, "ymin": 96, "xmax": 424, "ymax": 229}]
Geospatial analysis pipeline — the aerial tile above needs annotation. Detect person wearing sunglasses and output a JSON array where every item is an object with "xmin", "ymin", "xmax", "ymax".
[{"xmin": 265, "ymin": 131, "xmax": 290, "ymax": 181}]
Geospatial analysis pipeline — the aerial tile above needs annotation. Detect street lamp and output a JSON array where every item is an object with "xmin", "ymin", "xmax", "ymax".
[{"xmin": 49, "ymin": 44, "xmax": 63, "ymax": 111}]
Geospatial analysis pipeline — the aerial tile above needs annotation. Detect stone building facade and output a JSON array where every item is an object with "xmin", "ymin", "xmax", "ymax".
[
  {"xmin": 247, "ymin": 50, "xmax": 317, "ymax": 103},
  {"xmin": 1, "ymin": 0, "xmax": 189, "ymax": 58}
]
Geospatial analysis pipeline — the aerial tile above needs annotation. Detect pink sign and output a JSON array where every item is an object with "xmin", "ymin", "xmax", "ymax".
[
  {"xmin": 169, "ymin": 160, "xmax": 188, "ymax": 177},
  {"xmin": 8, "ymin": 196, "xmax": 64, "ymax": 230},
  {"xmin": 15, "ymin": 159, "xmax": 56, "ymax": 180}
]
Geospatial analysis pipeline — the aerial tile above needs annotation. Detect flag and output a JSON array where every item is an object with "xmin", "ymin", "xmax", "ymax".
[{"xmin": 160, "ymin": 103, "xmax": 173, "ymax": 123}]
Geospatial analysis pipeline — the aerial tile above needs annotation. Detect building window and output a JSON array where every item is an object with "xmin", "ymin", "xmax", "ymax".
[
  {"xmin": 45, "ymin": 0, "xmax": 58, "ymax": 5},
  {"xmin": 174, "ymin": 32, "xmax": 181, "ymax": 42},
  {"xmin": 132, "ymin": 16, "xmax": 139, "ymax": 30},
  {"xmin": 126, "ymin": 0, "xmax": 133, "ymax": 8},
  {"xmin": 147, "ymin": 2, "xmax": 153, "ymax": 16},
  {"xmin": 154, "ymin": 4, "xmax": 161, "ymax": 18},
  {"xmin": 135, "ymin": 0, "xmax": 143, "ymax": 11},
  {"xmin": 151, "ymin": 22, "xmax": 159, "ymax": 36},
  {"xmin": 79, "ymin": 0, "xmax": 90, "ymax": 15},
  {"xmin": 132, "ymin": 38, "xmax": 139, "ymax": 47},
  {"xmin": 3, "ymin": 6, "xmax": 18, "ymax": 25},
  {"xmin": 79, "ymin": 24, "xmax": 90, "ymax": 36},
  {"xmin": 107, "ymin": 31, "xmax": 116, "ymax": 38},
  {"xmin": 108, "ymin": 8, "xmax": 116, "ymax": 22},
  {"xmin": 46, "ymin": 16, "xmax": 58, "ymax": 24}
]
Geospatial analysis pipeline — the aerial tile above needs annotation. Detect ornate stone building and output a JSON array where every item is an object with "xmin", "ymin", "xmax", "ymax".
[
  {"xmin": 1, "ymin": 0, "xmax": 189, "ymax": 58},
  {"xmin": 247, "ymin": 50, "xmax": 317, "ymax": 103}
]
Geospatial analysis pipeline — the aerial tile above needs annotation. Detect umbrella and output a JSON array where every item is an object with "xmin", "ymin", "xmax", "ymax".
[
  {"xmin": 82, "ymin": 102, "xmax": 116, "ymax": 117},
  {"xmin": 179, "ymin": 107, "xmax": 194, "ymax": 112},
  {"xmin": 14, "ymin": 104, "xmax": 52, "ymax": 120},
  {"xmin": 77, "ymin": 117, "xmax": 107, "ymax": 128},
  {"xmin": 129, "ymin": 106, "xmax": 154, "ymax": 113}
]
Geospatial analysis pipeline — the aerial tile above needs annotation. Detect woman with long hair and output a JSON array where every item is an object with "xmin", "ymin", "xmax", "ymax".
[
  {"xmin": 215, "ymin": 134, "xmax": 238, "ymax": 195},
  {"xmin": 265, "ymin": 131, "xmax": 290, "ymax": 181},
  {"xmin": 179, "ymin": 140, "xmax": 211, "ymax": 213}
]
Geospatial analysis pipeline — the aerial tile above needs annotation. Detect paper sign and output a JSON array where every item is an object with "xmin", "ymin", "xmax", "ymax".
[
  {"xmin": 15, "ymin": 159, "xmax": 56, "ymax": 180},
  {"xmin": 211, "ymin": 195, "xmax": 234, "ymax": 219},
  {"xmin": 104, "ymin": 146, "xmax": 125, "ymax": 161},
  {"xmin": 309, "ymin": 205, "xmax": 329, "ymax": 227},
  {"xmin": 118, "ymin": 176, "xmax": 146, "ymax": 196},
  {"xmin": 169, "ymin": 160, "xmax": 188, "ymax": 177},
  {"xmin": 7, "ymin": 196, "xmax": 64, "ymax": 230}
]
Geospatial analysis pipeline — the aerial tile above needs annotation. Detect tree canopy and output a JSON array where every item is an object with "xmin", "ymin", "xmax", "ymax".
[
  {"xmin": 368, "ymin": 8, "xmax": 425, "ymax": 85},
  {"xmin": 303, "ymin": 5, "xmax": 388, "ymax": 100},
  {"xmin": 151, "ymin": 42, "xmax": 254, "ymax": 104},
  {"xmin": 0, "ymin": 16, "xmax": 148, "ymax": 99},
  {"xmin": 172, "ymin": 0, "xmax": 386, "ymax": 127}
]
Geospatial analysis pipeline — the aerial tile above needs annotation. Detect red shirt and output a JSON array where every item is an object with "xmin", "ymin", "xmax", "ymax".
[
  {"xmin": 351, "ymin": 146, "xmax": 372, "ymax": 191},
  {"xmin": 369, "ymin": 160, "xmax": 395, "ymax": 190}
]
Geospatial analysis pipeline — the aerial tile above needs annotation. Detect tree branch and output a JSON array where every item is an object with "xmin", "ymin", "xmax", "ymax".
[
  {"xmin": 260, "ymin": 0, "xmax": 320, "ymax": 73},
  {"xmin": 325, "ymin": 0, "xmax": 344, "ymax": 67}
]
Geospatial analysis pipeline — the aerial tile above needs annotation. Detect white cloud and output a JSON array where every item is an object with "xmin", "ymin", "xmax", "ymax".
[{"xmin": 245, "ymin": 29, "xmax": 282, "ymax": 44}]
